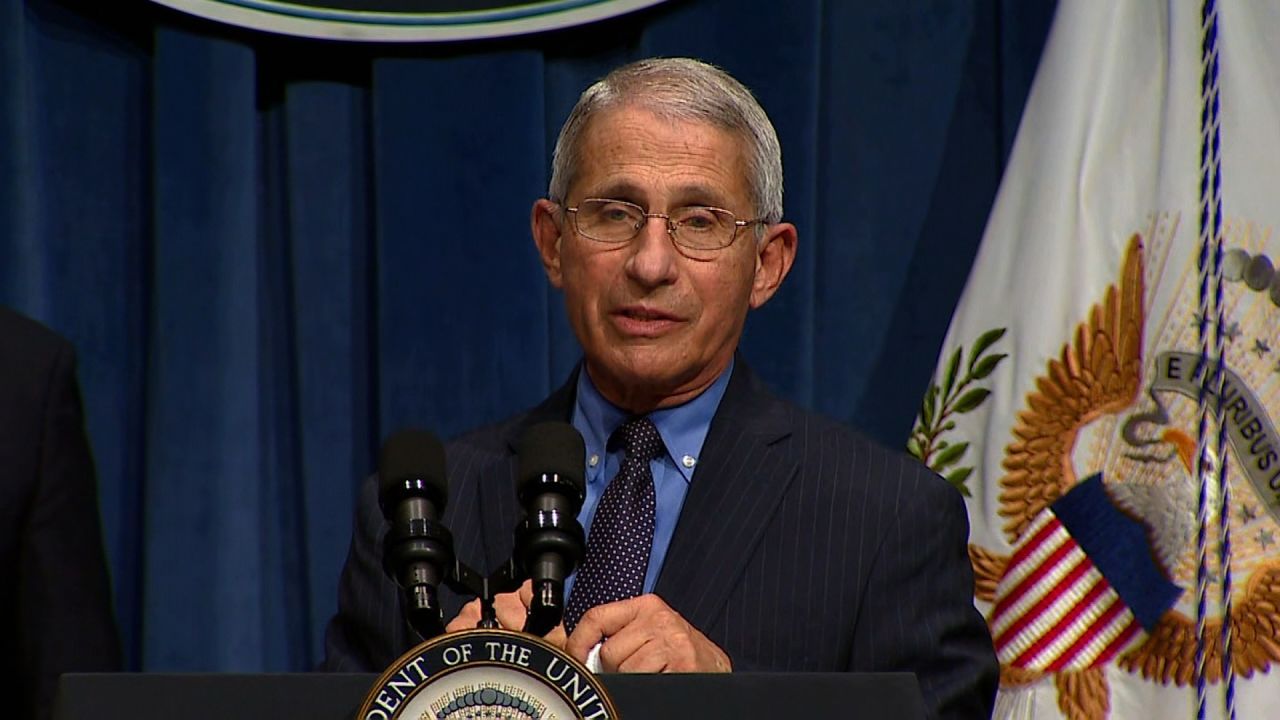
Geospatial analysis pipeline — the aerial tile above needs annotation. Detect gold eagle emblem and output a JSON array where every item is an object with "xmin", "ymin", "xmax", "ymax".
[{"xmin": 968, "ymin": 234, "xmax": 1280, "ymax": 719}]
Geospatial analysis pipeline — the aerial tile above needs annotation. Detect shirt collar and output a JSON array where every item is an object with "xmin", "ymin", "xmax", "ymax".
[{"xmin": 572, "ymin": 359, "xmax": 735, "ymax": 484}]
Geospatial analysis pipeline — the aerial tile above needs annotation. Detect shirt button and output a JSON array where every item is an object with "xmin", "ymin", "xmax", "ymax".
[
  {"xmin": 589, "ymin": 454, "xmax": 600, "ymax": 467},
  {"xmin": 682, "ymin": 455, "xmax": 697, "ymax": 469}
]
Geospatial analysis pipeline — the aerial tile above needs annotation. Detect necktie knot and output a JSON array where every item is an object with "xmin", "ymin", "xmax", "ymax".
[{"xmin": 613, "ymin": 416, "xmax": 665, "ymax": 463}]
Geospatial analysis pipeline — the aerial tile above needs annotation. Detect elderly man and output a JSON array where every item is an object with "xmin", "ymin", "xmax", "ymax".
[{"xmin": 323, "ymin": 58, "xmax": 997, "ymax": 718}]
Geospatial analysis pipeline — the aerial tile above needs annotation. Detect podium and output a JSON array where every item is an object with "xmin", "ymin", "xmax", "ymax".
[{"xmin": 55, "ymin": 671, "xmax": 926, "ymax": 719}]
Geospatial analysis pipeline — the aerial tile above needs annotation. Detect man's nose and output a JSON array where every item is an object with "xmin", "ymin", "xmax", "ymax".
[{"xmin": 625, "ymin": 215, "xmax": 680, "ymax": 286}]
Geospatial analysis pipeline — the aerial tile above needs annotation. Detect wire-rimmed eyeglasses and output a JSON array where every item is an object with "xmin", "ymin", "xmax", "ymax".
[{"xmin": 564, "ymin": 198, "xmax": 765, "ymax": 257}]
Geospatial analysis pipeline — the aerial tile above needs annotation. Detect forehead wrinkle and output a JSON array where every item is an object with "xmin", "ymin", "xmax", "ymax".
[
  {"xmin": 587, "ymin": 179, "xmax": 734, "ymax": 211},
  {"xmin": 572, "ymin": 106, "xmax": 750, "ymax": 213}
]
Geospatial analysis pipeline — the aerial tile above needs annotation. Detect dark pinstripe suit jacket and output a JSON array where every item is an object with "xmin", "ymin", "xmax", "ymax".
[{"xmin": 322, "ymin": 362, "xmax": 997, "ymax": 719}]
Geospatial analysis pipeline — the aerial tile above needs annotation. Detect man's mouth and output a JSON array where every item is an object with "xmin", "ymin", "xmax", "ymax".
[
  {"xmin": 612, "ymin": 305, "xmax": 682, "ymax": 335},
  {"xmin": 617, "ymin": 306, "xmax": 677, "ymax": 321}
]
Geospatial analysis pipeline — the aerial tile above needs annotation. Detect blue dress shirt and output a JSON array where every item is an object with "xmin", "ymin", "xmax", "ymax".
[{"xmin": 563, "ymin": 360, "xmax": 734, "ymax": 601}]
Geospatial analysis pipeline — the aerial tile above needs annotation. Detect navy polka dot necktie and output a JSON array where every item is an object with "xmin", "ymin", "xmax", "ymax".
[{"xmin": 564, "ymin": 416, "xmax": 664, "ymax": 632}]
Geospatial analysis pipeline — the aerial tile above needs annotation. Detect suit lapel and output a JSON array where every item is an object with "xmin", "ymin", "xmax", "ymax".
[
  {"xmin": 654, "ymin": 362, "xmax": 798, "ymax": 632},
  {"xmin": 472, "ymin": 361, "xmax": 798, "ymax": 632}
]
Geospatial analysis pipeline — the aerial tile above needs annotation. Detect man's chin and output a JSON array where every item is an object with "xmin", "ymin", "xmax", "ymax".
[
  {"xmin": 592, "ymin": 347, "xmax": 680, "ymax": 379},
  {"xmin": 584, "ymin": 351, "xmax": 718, "ymax": 410}
]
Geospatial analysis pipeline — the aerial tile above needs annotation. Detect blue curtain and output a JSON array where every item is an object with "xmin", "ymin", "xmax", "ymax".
[{"xmin": 0, "ymin": 0, "xmax": 1055, "ymax": 671}]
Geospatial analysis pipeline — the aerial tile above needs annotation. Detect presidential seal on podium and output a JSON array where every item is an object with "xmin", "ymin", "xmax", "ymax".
[{"xmin": 359, "ymin": 629, "xmax": 617, "ymax": 720}]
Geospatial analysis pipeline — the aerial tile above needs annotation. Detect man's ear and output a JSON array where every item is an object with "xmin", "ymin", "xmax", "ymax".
[
  {"xmin": 531, "ymin": 199, "xmax": 565, "ymax": 288},
  {"xmin": 749, "ymin": 222, "xmax": 798, "ymax": 309}
]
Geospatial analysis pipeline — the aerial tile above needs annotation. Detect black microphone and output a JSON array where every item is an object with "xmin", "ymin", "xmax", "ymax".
[
  {"xmin": 378, "ymin": 429, "xmax": 452, "ymax": 641},
  {"xmin": 514, "ymin": 421, "xmax": 586, "ymax": 637}
]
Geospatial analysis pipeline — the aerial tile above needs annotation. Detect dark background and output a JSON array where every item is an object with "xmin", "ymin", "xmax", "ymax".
[{"xmin": 0, "ymin": 0, "xmax": 1055, "ymax": 671}]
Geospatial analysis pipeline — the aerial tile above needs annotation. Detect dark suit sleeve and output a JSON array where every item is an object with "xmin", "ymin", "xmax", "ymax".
[
  {"xmin": 20, "ymin": 342, "xmax": 121, "ymax": 719},
  {"xmin": 849, "ymin": 469, "xmax": 998, "ymax": 720},
  {"xmin": 321, "ymin": 476, "xmax": 411, "ymax": 671}
]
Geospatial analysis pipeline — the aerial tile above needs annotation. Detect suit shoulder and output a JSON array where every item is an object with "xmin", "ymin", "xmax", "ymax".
[
  {"xmin": 356, "ymin": 409, "xmax": 530, "ymax": 518},
  {"xmin": 0, "ymin": 308, "xmax": 76, "ymax": 410},
  {"xmin": 0, "ymin": 307, "xmax": 72, "ymax": 372},
  {"xmin": 444, "ymin": 411, "xmax": 529, "ymax": 461},
  {"xmin": 782, "ymin": 400, "xmax": 961, "ymax": 507}
]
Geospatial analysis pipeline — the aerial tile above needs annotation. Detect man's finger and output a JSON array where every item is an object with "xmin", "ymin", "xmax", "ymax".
[
  {"xmin": 445, "ymin": 599, "xmax": 483, "ymax": 633},
  {"xmin": 564, "ymin": 600, "xmax": 641, "ymax": 659},
  {"xmin": 564, "ymin": 596, "xmax": 649, "ymax": 660},
  {"xmin": 612, "ymin": 638, "xmax": 671, "ymax": 673},
  {"xmin": 541, "ymin": 623, "xmax": 568, "ymax": 651},
  {"xmin": 493, "ymin": 591, "xmax": 529, "ymax": 629},
  {"xmin": 596, "ymin": 622, "xmax": 657, "ymax": 672}
]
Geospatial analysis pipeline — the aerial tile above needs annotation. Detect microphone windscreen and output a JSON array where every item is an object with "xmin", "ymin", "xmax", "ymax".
[
  {"xmin": 517, "ymin": 421, "xmax": 586, "ymax": 495},
  {"xmin": 378, "ymin": 428, "xmax": 448, "ymax": 509}
]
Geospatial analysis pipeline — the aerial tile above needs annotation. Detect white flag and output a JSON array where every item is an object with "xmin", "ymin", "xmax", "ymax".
[{"xmin": 911, "ymin": 2, "xmax": 1280, "ymax": 718}]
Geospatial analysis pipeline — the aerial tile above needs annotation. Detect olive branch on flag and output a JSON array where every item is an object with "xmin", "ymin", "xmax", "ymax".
[{"xmin": 907, "ymin": 327, "xmax": 1007, "ymax": 496}]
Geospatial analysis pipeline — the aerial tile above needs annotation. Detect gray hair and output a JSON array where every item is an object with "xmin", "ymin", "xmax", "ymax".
[{"xmin": 547, "ymin": 57, "xmax": 784, "ymax": 225}]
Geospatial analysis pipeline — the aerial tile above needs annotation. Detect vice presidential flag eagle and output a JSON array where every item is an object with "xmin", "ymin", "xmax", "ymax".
[{"xmin": 911, "ymin": 2, "xmax": 1280, "ymax": 718}]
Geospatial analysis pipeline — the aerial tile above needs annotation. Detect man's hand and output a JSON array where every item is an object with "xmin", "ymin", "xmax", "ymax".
[
  {"xmin": 444, "ymin": 580, "xmax": 567, "ymax": 649},
  {"xmin": 565, "ymin": 594, "xmax": 731, "ymax": 673}
]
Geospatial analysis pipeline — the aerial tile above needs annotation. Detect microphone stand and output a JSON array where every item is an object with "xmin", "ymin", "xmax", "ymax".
[{"xmin": 447, "ymin": 559, "xmax": 523, "ymax": 630}]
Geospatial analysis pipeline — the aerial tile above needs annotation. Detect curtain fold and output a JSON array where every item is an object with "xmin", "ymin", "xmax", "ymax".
[
  {"xmin": 1, "ymin": 0, "xmax": 1055, "ymax": 671},
  {"xmin": 146, "ymin": 25, "xmax": 264, "ymax": 669},
  {"xmin": 278, "ymin": 78, "xmax": 378, "ymax": 661}
]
